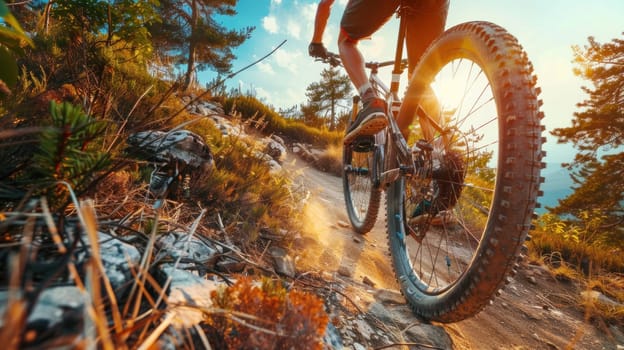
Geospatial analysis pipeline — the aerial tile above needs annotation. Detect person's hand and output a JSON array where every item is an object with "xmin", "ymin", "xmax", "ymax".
[{"xmin": 308, "ymin": 42, "xmax": 328, "ymax": 58}]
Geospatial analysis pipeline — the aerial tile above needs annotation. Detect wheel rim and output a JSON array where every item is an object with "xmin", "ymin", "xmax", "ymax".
[
  {"xmin": 403, "ymin": 57, "xmax": 499, "ymax": 294},
  {"xmin": 344, "ymin": 145, "xmax": 375, "ymax": 225}
]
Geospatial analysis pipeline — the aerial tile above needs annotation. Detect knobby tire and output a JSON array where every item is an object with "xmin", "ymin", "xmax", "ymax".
[{"xmin": 386, "ymin": 21, "xmax": 545, "ymax": 322}]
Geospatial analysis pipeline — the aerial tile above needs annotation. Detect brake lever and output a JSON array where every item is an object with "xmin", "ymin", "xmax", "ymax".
[
  {"xmin": 315, "ymin": 53, "xmax": 342, "ymax": 67},
  {"xmin": 328, "ymin": 55, "xmax": 341, "ymax": 67}
]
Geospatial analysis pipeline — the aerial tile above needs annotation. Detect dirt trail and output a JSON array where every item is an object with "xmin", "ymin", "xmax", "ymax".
[{"xmin": 285, "ymin": 153, "xmax": 622, "ymax": 350}]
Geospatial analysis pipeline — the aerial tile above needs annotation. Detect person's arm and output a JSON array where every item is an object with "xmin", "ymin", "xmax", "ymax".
[
  {"xmin": 309, "ymin": 0, "xmax": 334, "ymax": 58},
  {"xmin": 311, "ymin": 0, "xmax": 334, "ymax": 43}
]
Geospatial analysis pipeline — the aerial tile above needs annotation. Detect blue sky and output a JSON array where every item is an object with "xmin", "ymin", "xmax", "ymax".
[{"xmin": 201, "ymin": 1, "xmax": 624, "ymax": 164}]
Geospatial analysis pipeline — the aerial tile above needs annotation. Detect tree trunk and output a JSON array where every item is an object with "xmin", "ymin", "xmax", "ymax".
[{"xmin": 183, "ymin": 0, "xmax": 199, "ymax": 90}]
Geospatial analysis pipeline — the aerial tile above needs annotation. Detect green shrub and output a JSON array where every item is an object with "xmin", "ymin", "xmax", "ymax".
[
  {"xmin": 529, "ymin": 213, "xmax": 624, "ymax": 274},
  {"xmin": 224, "ymin": 95, "xmax": 342, "ymax": 147}
]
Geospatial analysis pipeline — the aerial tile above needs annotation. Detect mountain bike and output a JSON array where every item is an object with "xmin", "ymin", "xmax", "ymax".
[{"xmin": 319, "ymin": 12, "xmax": 545, "ymax": 322}]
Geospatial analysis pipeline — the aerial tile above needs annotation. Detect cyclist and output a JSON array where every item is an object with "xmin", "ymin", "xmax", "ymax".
[{"xmin": 309, "ymin": 0, "xmax": 449, "ymax": 144}]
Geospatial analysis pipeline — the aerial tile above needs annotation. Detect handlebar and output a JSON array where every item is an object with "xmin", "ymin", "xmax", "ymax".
[
  {"xmin": 318, "ymin": 51, "xmax": 408, "ymax": 72},
  {"xmin": 316, "ymin": 52, "xmax": 342, "ymax": 67}
]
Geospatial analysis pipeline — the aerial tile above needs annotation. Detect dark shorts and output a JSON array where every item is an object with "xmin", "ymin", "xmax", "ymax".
[
  {"xmin": 340, "ymin": 0, "xmax": 400, "ymax": 40},
  {"xmin": 340, "ymin": 0, "xmax": 449, "ymax": 71}
]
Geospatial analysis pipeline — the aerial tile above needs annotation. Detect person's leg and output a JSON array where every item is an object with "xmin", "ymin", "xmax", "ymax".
[
  {"xmin": 339, "ymin": 0, "xmax": 399, "ymax": 142},
  {"xmin": 404, "ymin": 0, "xmax": 449, "ymax": 141},
  {"xmin": 337, "ymin": 31, "xmax": 368, "ymax": 95},
  {"xmin": 405, "ymin": 0, "xmax": 449, "ymax": 75},
  {"xmin": 338, "ymin": 0, "xmax": 399, "ymax": 95}
]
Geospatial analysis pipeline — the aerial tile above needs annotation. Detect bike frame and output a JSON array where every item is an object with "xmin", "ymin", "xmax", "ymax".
[
  {"xmin": 338, "ymin": 2, "xmax": 453, "ymax": 191},
  {"xmin": 357, "ymin": 5, "xmax": 419, "ymax": 190},
  {"xmin": 324, "ymin": 2, "xmax": 546, "ymax": 321},
  {"xmin": 366, "ymin": 4, "xmax": 454, "ymax": 190}
]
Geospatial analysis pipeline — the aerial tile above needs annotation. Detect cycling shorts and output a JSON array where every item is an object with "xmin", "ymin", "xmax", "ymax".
[{"xmin": 340, "ymin": 0, "xmax": 449, "ymax": 41}]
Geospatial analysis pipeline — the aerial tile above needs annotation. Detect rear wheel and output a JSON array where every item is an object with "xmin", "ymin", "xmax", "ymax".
[
  {"xmin": 387, "ymin": 21, "xmax": 545, "ymax": 322},
  {"xmin": 343, "ymin": 136, "xmax": 382, "ymax": 234}
]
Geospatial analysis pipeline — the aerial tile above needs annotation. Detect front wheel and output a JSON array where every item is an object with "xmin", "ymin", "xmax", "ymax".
[{"xmin": 387, "ymin": 21, "xmax": 545, "ymax": 322}]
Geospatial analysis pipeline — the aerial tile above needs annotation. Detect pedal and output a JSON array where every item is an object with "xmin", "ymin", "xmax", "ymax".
[{"xmin": 352, "ymin": 136, "xmax": 375, "ymax": 152}]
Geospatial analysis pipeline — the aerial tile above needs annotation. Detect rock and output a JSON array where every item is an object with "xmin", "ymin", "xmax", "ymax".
[
  {"xmin": 581, "ymin": 290, "xmax": 623, "ymax": 308},
  {"xmin": 253, "ymin": 150, "xmax": 274, "ymax": 162},
  {"xmin": 366, "ymin": 302, "xmax": 394, "ymax": 324},
  {"xmin": 127, "ymin": 130, "xmax": 213, "ymax": 198},
  {"xmin": 270, "ymin": 134, "xmax": 286, "ymax": 148},
  {"xmin": 260, "ymin": 228, "xmax": 288, "ymax": 241},
  {"xmin": 127, "ymin": 130, "xmax": 213, "ymax": 169},
  {"xmin": 268, "ymin": 246, "xmax": 296, "ymax": 278},
  {"xmin": 403, "ymin": 322, "xmax": 453, "ymax": 350},
  {"xmin": 337, "ymin": 265, "xmax": 352, "ymax": 278},
  {"xmin": 337, "ymin": 220, "xmax": 350, "ymax": 228},
  {"xmin": 353, "ymin": 342, "xmax": 366, "ymax": 350},
  {"xmin": 321, "ymin": 271, "xmax": 335, "ymax": 281},
  {"xmin": 215, "ymin": 253, "xmax": 246, "ymax": 273},
  {"xmin": 159, "ymin": 265, "xmax": 219, "ymax": 328},
  {"xmin": 211, "ymin": 115, "xmax": 238, "ymax": 136},
  {"xmin": 194, "ymin": 100, "xmax": 224, "ymax": 116},
  {"xmin": 265, "ymin": 138, "xmax": 287, "ymax": 163},
  {"xmin": 293, "ymin": 142, "xmax": 318, "ymax": 163},
  {"xmin": 195, "ymin": 104, "xmax": 211, "ymax": 116},
  {"xmin": 610, "ymin": 325, "xmax": 624, "ymax": 344},
  {"xmin": 268, "ymin": 159, "xmax": 282, "ymax": 174},
  {"xmin": 374, "ymin": 289, "xmax": 405, "ymax": 305},
  {"xmin": 0, "ymin": 286, "xmax": 85, "ymax": 348},
  {"xmin": 323, "ymin": 323, "xmax": 344, "ymax": 349},
  {"xmin": 157, "ymin": 232, "xmax": 220, "ymax": 272},
  {"xmin": 362, "ymin": 276, "xmax": 376, "ymax": 288},
  {"xmin": 367, "ymin": 302, "xmax": 418, "ymax": 329},
  {"xmin": 353, "ymin": 318, "xmax": 375, "ymax": 340},
  {"xmin": 98, "ymin": 232, "xmax": 141, "ymax": 292}
]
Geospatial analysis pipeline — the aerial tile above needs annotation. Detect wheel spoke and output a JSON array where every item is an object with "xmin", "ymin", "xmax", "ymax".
[
  {"xmin": 402, "ymin": 56, "xmax": 498, "ymax": 293},
  {"xmin": 385, "ymin": 21, "xmax": 543, "ymax": 322},
  {"xmin": 343, "ymin": 142, "xmax": 381, "ymax": 234}
]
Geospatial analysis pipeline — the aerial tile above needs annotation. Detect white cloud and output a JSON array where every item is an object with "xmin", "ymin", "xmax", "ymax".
[
  {"xmin": 262, "ymin": 16, "xmax": 278, "ymax": 33},
  {"xmin": 274, "ymin": 48, "xmax": 303, "ymax": 73},
  {"xmin": 271, "ymin": 0, "xmax": 282, "ymax": 5},
  {"xmin": 257, "ymin": 61, "xmax": 276, "ymax": 75},
  {"xmin": 287, "ymin": 19, "xmax": 301, "ymax": 40},
  {"xmin": 301, "ymin": 3, "xmax": 317, "ymax": 22}
]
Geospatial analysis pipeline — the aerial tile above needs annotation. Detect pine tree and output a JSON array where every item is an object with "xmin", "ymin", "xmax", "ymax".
[
  {"xmin": 305, "ymin": 67, "xmax": 352, "ymax": 130},
  {"xmin": 551, "ymin": 34, "xmax": 624, "ymax": 237},
  {"xmin": 148, "ymin": 0, "xmax": 253, "ymax": 90}
]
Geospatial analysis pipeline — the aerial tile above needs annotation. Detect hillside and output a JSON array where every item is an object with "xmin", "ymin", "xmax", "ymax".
[{"xmin": 286, "ymin": 151, "xmax": 623, "ymax": 350}]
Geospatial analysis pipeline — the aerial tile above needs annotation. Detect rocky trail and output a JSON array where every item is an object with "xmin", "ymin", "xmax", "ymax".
[
  {"xmin": 2, "ymin": 96, "xmax": 622, "ymax": 349},
  {"xmin": 285, "ymin": 152, "xmax": 624, "ymax": 350}
]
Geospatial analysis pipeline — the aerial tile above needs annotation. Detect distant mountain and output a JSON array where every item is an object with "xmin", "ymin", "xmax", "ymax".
[{"xmin": 537, "ymin": 162, "xmax": 574, "ymax": 213}]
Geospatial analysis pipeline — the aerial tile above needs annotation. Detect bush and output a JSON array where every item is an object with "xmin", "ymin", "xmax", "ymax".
[
  {"xmin": 224, "ymin": 95, "xmax": 342, "ymax": 147},
  {"xmin": 529, "ymin": 214, "xmax": 624, "ymax": 275},
  {"xmin": 205, "ymin": 277, "xmax": 329, "ymax": 349}
]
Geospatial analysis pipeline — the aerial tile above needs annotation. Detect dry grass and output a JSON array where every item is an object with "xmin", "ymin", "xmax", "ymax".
[
  {"xmin": 0, "ymin": 173, "xmax": 328, "ymax": 348},
  {"xmin": 314, "ymin": 143, "xmax": 343, "ymax": 177},
  {"xmin": 581, "ymin": 274, "xmax": 624, "ymax": 326},
  {"xmin": 529, "ymin": 239, "xmax": 624, "ymax": 328}
]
